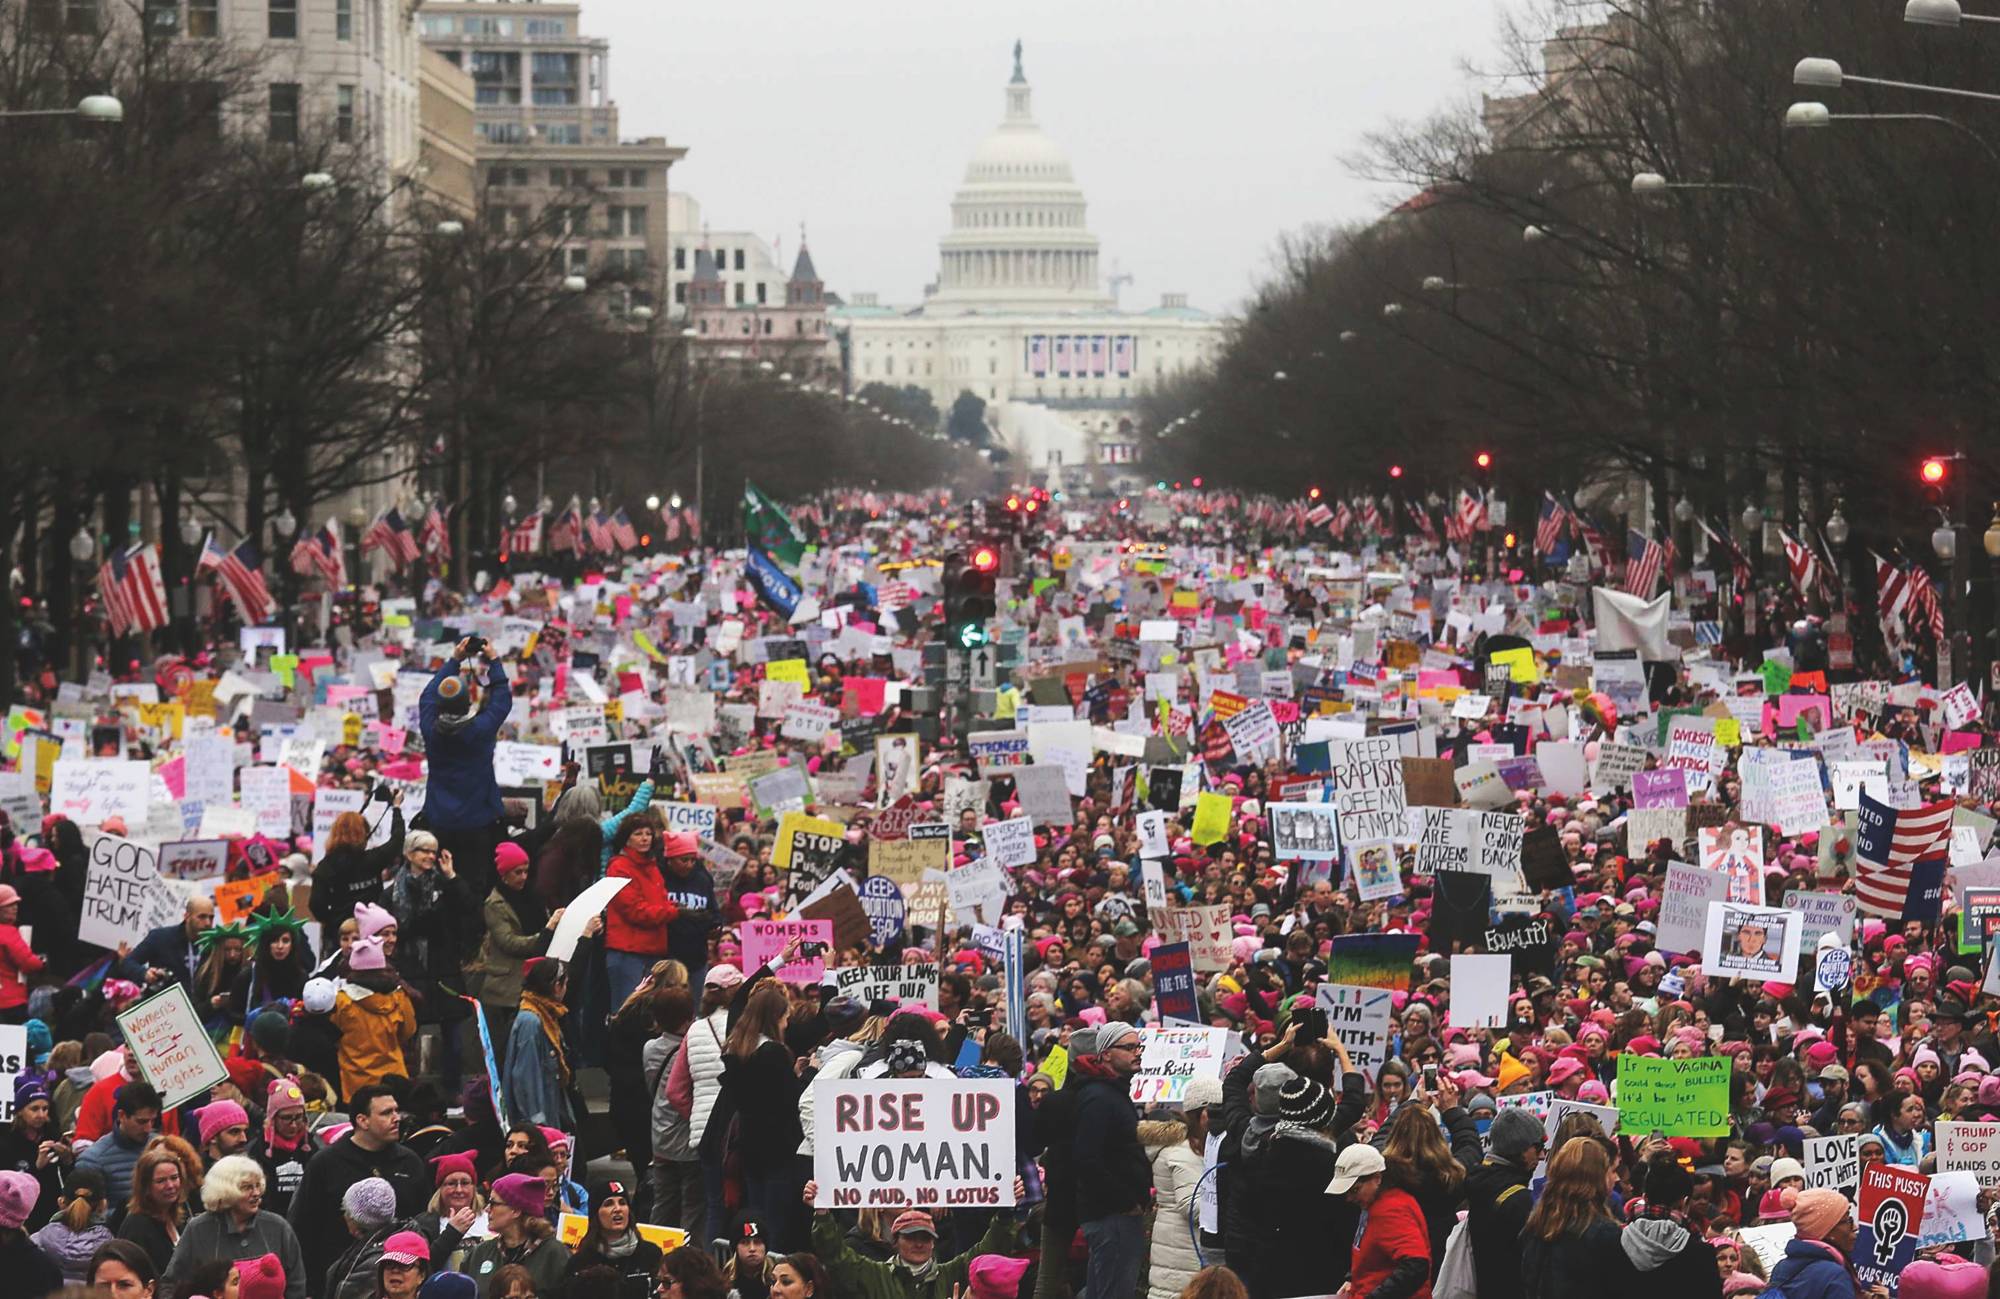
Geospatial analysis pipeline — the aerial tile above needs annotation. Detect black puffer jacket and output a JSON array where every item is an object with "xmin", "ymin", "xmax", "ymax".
[
  {"xmin": 1072, "ymin": 1071, "xmax": 1150, "ymax": 1221},
  {"xmin": 1522, "ymin": 1219, "xmax": 1634, "ymax": 1299},
  {"xmin": 1464, "ymin": 1158, "xmax": 1535, "ymax": 1299},
  {"xmin": 1250, "ymin": 1127, "xmax": 1357, "ymax": 1299}
]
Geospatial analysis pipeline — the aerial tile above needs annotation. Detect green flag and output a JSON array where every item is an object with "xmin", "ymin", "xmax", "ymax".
[{"xmin": 742, "ymin": 481, "xmax": 807, "ymax": 568}]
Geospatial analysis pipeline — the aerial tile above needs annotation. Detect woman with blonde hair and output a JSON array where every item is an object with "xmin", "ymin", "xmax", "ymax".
[
  {"xmin": 162, "ymin": 1154, "xmax": 305, "ymax": 1297},
  {"xmin": 1521, "ymin": 1138, "xmax": 1631, "ymax": 1299},
  {"xmin": 115, "ymin": 1146, "xmax": 190, "ymax": 1273},
  {"xmin": 1378, "ymin": 1074, "xmax": 1483, "ymax": 1279},
  {"xmin": 415, "ymin": 1152, "xmax": 484, "ymax": 1273}
]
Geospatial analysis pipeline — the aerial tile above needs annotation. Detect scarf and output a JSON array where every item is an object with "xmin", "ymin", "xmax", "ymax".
[
  {"xmin": 601, "ymin": 1230, "xmax": 639, "ymax": 1260},
  {"xmin": 498, "ymin": 878, "xmax": 548, "ymax": 941},
  {"xmin": 893, "ymin": 1254, "xmax": 939, "ymax": 1284},
  {"xmin": 521, "ymin": 990, "xmax": 573, "ymax": 1088}
]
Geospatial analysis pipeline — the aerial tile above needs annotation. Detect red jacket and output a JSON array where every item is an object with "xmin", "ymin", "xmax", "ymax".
[
  {"xmin": 605, "ymin": 852, "xmax": 680, "ymax": 957},
  {"xmin": 0, "ymin": 924, "xmax": 42, "ymax": 1010},
  {"xmin": 1350, "ymin": 1186, "xmax": 1432, "ymax": 1299}
]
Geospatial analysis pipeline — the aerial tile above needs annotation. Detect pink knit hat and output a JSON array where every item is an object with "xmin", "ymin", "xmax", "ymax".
[
  {"xmin": 1900, "ymin": 1254, "xmax": 1988, "ymax": 1299},
  {"xmin": 1790, "ymin": 1188, "xmax": 1850, "ymax": 1241},
  {"xmin": 196, "ymin": 1099, "xmax": 249, "ymax": 1147}
]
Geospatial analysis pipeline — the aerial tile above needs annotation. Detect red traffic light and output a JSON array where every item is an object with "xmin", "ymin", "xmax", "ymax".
[
  {"xmin": 1192, "ymin": 476, "xmax": 1204, "ymax": 488},
  {"xmin": 1475, "ymin": 451, "xmax": 1493, "ymax": 470},
  {"xmin": 1389, "ymin": 465, "xmax": 1404, "ymax": 479},
  {"xmin": 1921, "ymin": 457, "xmax": 1948, "ymax": 485},
  {"xmin": 971, "ymin": 546, "xmax": 998, "ymax": 572},
  {"xmin": 1308, "ymin": 487, "xmax": 1322, "ymax": 500}
]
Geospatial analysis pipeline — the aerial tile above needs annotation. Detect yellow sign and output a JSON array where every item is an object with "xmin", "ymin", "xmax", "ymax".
[
  {"xmin": 766, "ymin": 658, "xmax": 809, "ymax": 686},
  {"xmin": 773, "ymin": 812, "xmax": 844, "ymax": 870},
  {"xmin": 604, "ymin": 700, "xmax": 624, "ymax": 725},
  {"xmin": 1040, "ymin": 1045, "xmax": 1070, "ymax": 1090},
  {"xmin": 633, "ymin": 631, "xmax": 668, "ymax": 663},
  {"xmin": 341, "ymin": 713, "xmax": 363, "ymax": 748},
  {"xmin": 1051, "ymin": 549, "xmax": 1072, "ymax": 571},
  {"xmin": 558, "ymin": 1212, "xmax": 686, "ymax": 1252},
  {"xmin": 136, "ymin": 701, "xmax": 186, "ymax": 741},
  {"xmin": 1490, "ymin": 646, "xmax": 1539, "ymax": 684},
  {"xmin": 1191, "ymin": 791, "xmax": 1233, "ymax": 846},
  {"xmin": 182, "ymin": 680, "xmax": 219, "ymax": 720},
  {"xmin": 1713, "ymin": 717, "xmax": 1741, "ymax": 749}
]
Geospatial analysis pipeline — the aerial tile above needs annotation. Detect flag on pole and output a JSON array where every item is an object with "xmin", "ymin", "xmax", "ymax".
[
  {"xmin": 289, "ymin": 520, "xmax": 346, "ymax": 587},
  {"xmin": 361, "ymin": 508, "xmax": 421, "ymax": 568},
  {"xmin": 196, "ymin": 534, "xmax": 275, "ymax": 626},
  {"xmin": 1623, "ymin": 529, "xmax": 1664, "ymax": 597},
  {"xmin": 419, "ymin": 502, "xmax": 453, "ymax": 561},
  {"xmin": 1358, "ymin": 497, "xmax": 1383, "ymax": 538},
  {"xmin": 1571, "ymin": 510, "xmax": 1614, "ymax": 575},
  {"xmin": 1406, "ymin": 501, "xmax": 1437, "ymax": 543},
  {"xmin": 98, "ymin": 544, "xmax": 169, "ymax": 635},
  {"xmin": 547, "ymin": 506, "xmax": 583, "ymax": 556},
  {"xmin": 1456, "ymin": 489, "xmax": 1486, "ymax": 535},
  {"xmin": 1328, "ymin": 501, "xmax": 1352, "ymax": 540},
  {"xmin": 1781, "ymin": 531, "xmax": 1821, "ymax": 600},
  {"xmin": 1535, "ymin": 493, "xmax": 1568, "ymax": 557},
  {"xmin": 1699, "ymin": 517, "xmax": 1754, "ymax": 591},
  {"xmin": 584, "ymin": 510, "xmax": 616, "ymax": 554},
  {"xmin": 505, "ymin": 511, "xmax": 544, "ymax": 557},
  {"xmin": 1854, "ymin": 790, "xmax": 1954, "ymax": 919},
  {"xmin": 609, "ymin": 508, "xmax": 639, "ymax": 550},
  {"xmin": 743, "ymin": 481, "xmax": 807, "ymax": 568}
]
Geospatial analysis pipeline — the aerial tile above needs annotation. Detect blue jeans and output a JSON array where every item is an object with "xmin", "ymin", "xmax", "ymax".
[
  {"xmin": 606, "ymin": 949, "xmax": 654, "ymax": 1012},
  {"xmin": 1080, "ymin": 1214, "xmax": 1144, "ymax": 1299}
]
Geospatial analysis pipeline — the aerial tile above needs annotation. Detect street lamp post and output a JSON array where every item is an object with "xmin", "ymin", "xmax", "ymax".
[
  {"xmin": 0, "ymin": 95, "xmax": 123, "ymax": 122},
  {"xmin": 1784, "ymin": 101, "xmax": 2000, "ymax": 169},
  {"xmin": 67, "ymin": 526, "xmax": 94, "ymax": 680}
]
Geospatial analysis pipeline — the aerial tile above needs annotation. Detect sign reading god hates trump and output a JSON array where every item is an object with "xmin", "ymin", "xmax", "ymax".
[{"xmin": 813, "ymin": 1077, "xmax": 1017, "ymax": 1209}]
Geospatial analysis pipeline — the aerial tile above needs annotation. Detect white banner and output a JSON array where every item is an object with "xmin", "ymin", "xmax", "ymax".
[{"xmin": 812, "ymin": 1078, "xmax": 1016, "ymax": 1209}]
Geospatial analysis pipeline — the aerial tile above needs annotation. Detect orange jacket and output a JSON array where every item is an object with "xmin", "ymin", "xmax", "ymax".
[
  {"xmin": 604, "ymin": 852, "xmax": 680, "ymax": 957},
  {"xmin": 330, "ymin": 986, "xmax": 416, "ymax": 1100}
]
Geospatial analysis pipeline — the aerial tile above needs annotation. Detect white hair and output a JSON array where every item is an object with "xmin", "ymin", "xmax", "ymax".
[
  {"xmin": 201, "ymin": 1154, "xmax": 266, "ymax": 1212},
  {"xmin": 405, "ymin": 829, "xmax": 440, "ymax": 858}
]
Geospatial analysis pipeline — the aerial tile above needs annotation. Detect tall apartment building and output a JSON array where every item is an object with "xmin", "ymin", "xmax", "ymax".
[{"xmin": 415, "ymin": 0, "xmax": 684, "ymax": 307}]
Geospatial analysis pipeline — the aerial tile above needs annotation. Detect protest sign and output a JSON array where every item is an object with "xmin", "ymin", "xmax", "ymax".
[
  {"xmin": 946, "ymin": 859, "xmax": 1009, "ymax": 926},
  {"xmin": 1328, "ymin": 933, "xmax": 1420, "ymax": 991},
  {"xmin": 548, "ymin": 876, "xmax": 628, "ymax": 962},
  {"xmin": 115, "ymin": 984, "xmax": 229, "ymax": 1110},
  {"xmin": 968, "ymin": 731, "xmax": 1030, "ymax": 775},
  {"xmin": 1151, "ymin": 942, "xmax": 1199, "ymax": 1023},
  {"xmin": 0, "ymin": 1026, "xmax": 23, "ymax": 1122},
  {"xmin": 80, "ymin": 832, "xmax": 166, "ymax": 952},
  {"xmin": 158, "ymin": 839, "xmax": 229, "ymax": 882},
  {"xmin": 1483, "ymin": 917, "xmax": 1556, "ymax": 977},
  {"xmin": 1269, "ymin": 802, "xmax": 1340, "ymax": 860},
  {"xmin": 1160, "ymin": 904, "xmax": 1233, "ymax": 972},
  {"xmin": 982, "ymin": 816, "xmax": 1038, "ymax": 869},
  {"xmin": 1938, "ymin": 1120, "xmax": 2000, "ymax": 1180},
  {"xmin": 1704, "ymin": 901, "xmax": 1803, "ymax": 982},
  {"xmin": 311, "ymin": 788, "xmax": 367, "ymax": 861},
  {"xmin": 1804, "ymin": 1132, "xmax": 1859, "ymax": 1192},
  {"xmin": 812, "ymin": 1077, "xmax": 1016, "ymax": 1208},
  {"xmin": 857, "ymin": 876, "xmax": 907, "ymax": 946},
  {"xmin": 1141, "ymin": 860, "xmax": 1169, "ymax": 911},
  {"xmin": 744, "ymin": 918, "xmax": 834, "ymax": 983},
  {"xmin": 1314, "ymin": 983, "xmax": 1394, "ymax": 1084},
  {"xmin": 1475, "ymin": 811, "xmax": 1524, "ymax": 883},
  {"xmin": 1854, "ymin": 1164, "xmax": 1929, "ymax": 1295},
  {"xmin": 1615, "ymin": 1055, "xmax": 1731, "ymax": 1135},
  {"xmin": 1329, "ymin": 735, "xmax": 1408, "ymax": 843},
  {"xmin": 1447, "ymin": 954, "xmax": 1511, "ymax": 1027},
  {"xmin": 1656, "ymin": 862, "xmax": 1728, "ymax": 957},
  {"xmin": 869, "ymin": 833, "xmax": 948, "ymax": 888},
  {"xmin": 773, "ymin": 813, "xmax": 844, "ymax": 872},
  {"xmin": 1783, "ymin": 890, "xmax": 1857, "ymax": 952},
  {"xmin": 1013, "ymin": 765, "xmax": 1074, "ymax": 827},
  {"xmin": 1412, "ymin": 806, "xmax": 1471, "ymax": 876},
  {"xmin": 1698, "ymin": 824, "xmax": 1767, "ymax": 905},
  {"xmin": 830, "ymin": 962, "xmax": 939, "ymax": 1008},
  {"xmin": 1137, "ymin": 810, "xmax": 1171, "ymax": 860},
  {"xmin": 50, "ymin": 758, "xmax": 149, "ymax": 826},
  {"xmin": 1128, "ymin": 1025, "xmax": 1234, "ymax": 1106},
  {"xmin": 657, "ymin": 801, "xmax": 719, "ymax": 839},
  {"xmin": 1915, "ymin": 1171, "xmax": 1986, "ymax": 1251},
  {"xmin": 214, "ymin": 871, "xmax": 283, "ymax": 927},
  {"xmin": 1544, "ymin": 1098, "xmax": 1619, "ymax": 1140}
]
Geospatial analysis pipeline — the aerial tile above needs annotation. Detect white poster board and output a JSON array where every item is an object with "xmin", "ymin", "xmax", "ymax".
[
  {"xmin": 115, "ymin": 983, "xmax": 230, "ymax": 1110},
  {"xmin": 1127, "ymin": 1024, "xmax": 1234, "ymax": 1107},
  {"xmin": 548, "ymin": 876, "xmax": 628, "ymax": 961},
  {"xmin": 811, "ymin": 1077, "xmax": 1017, "ymax": 1208}
]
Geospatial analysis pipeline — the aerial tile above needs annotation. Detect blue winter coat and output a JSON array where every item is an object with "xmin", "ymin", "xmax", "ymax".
[
  {"xmin": 1766, "ymin": 1237, "xmax": 1858, "ymax": 1299},
  {"xmin": 418, "ymin": 658, "xmax": 511, "ymax": 831}
]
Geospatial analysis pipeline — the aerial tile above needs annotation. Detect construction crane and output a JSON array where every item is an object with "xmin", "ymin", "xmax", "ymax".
[{"xmin": 1107, "ymin": 260, "xmax": 1134, "ymax": 307}]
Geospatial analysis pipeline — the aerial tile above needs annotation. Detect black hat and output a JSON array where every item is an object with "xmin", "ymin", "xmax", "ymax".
[
  {"xmin": 589, "ymin": 1179, "xmax": 630, "ymax": 1207},
  {"xmin": 1277, "ymin": 1074, "xmax": 1333, "ymax": 1127},
  {"xmin": 733, "ymin": 1215, "xmax": 764, "ymax": 1242}
]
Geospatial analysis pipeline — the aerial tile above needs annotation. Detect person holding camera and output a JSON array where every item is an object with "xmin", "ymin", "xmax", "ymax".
[{"xmin": 418, "ymin": 636, "xmax": 512, "ymax": 900}]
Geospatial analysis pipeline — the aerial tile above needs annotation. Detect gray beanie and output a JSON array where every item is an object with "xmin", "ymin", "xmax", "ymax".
[
  {"xmin": 1252, "ymin": 1063, "xmax": 1296, "ymax": 1117},
  {"xmin": 1069, "ymin": 1027, "xmax": 1101, "ymax": 1058},
  {"xmin": 1095, "ymin": 1021, "xmax": 1140, "ymax": 1053},
  {"xmin": 342, "ymin": 1176, "xmax": 399, "ymax": 1229},
  {"xmin": 1488, "ymin": 1107, "xmax": 1546, "ymax": 1161}
]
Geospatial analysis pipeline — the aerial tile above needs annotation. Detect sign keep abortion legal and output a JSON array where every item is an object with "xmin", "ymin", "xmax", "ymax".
[{"xmin": 812, "ymin": 1078, "xmax": 1016, "ymax": 1209}]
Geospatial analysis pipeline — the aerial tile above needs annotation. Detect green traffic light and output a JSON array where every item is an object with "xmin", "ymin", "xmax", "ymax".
[{"xmin": 955, "ymin": 622, "xmax": 989, "ymax": 649}]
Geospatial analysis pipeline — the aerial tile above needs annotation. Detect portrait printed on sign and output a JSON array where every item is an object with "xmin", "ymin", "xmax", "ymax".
[
  {"xmin": 1705, "ymin": 902, "xmax": 1799, "ymax": 981},
  {"xmin": 1699, "ymin": 823, "xmax": 1766, "ymax": 905},
  {"xmin": 876, "ymin": 735, "xmax": 921, "ymax": 807},
  {"xmin": 1269, "ymin": 803, "xmax": 1339, "ymax": 860},
  {"xmin": 1350, "ymin": 842, "xmax": 1401, "ymax": 902}
]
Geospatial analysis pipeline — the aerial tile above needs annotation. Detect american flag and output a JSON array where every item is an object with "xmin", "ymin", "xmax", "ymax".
[
  {"xmin": 683, "ymin": 506, "xmax": 701, "ymax": 543},
  {"xmin": 289, "ymin": 521, "xmax": 345, "ymax": 587},
  {"xmin": 97, "ymin": 544, "xmax": 169, "ymax": 636},
  {"xmin": 1456, "ymin": 489, "xmax": 1487, "ymax": 535},
  {"xmin": 1781, "ymin": 531, "xmax": 1821, "ymax": 599},
  {"xmin": 547, "ymin": 507, "xmax": 583, "ymax": 556},
  {"xmin": 1907, "ymin": 560, "xmax": 1945, "ymax": 642},
  {"xmin": 1329, "ymin": 500, "xmax": 1352, "ymax": 540},
  {"xmin": 360, "ymin": 508, "xmax": 421, "ymax": 568},
  {"xmin": 505, "ymin": 511, "xmax": 543, "ymax": 557},
  {"xmin": 584, "ymin": 510, "xmax": 617, "ymax": 554},
  {"xmin": 1535, "ymin": 493, "xmax": 1568, "ymax": 557},
  {"xmin": 661, "ymin": 510, "xmax": 682, "ymax": 544},
  {"xmin": 877, "ymin": 580, "xmax": 917, "ymax": 610},
  {"xmin": 1406, "ymin": 501, "xmax": 1437, "ymax": 543},
  {"xmin": 1572, "ymin": 511, "xmax": 1614, "ymax": 574},
  {"xmin": 419, "ymin": 502, "xmax": 452, "ymax": 561},
  {"xmin": 196, "ymin": 534, "xmax": 275, "ymax": 626},
  {"xmin": 1305, "ymin": 503, "xmax": 1332, "ymax": 528},
  {"xmin": 1358, "ymin": 497, "xmax": 1383, "ymax": 537},
  {"xmin": 1854, "ymin": 790, "xmax": 1955, "ymax": 919},
  {"xmin": 609, "ymin": 508, "xmax": 639, "ymax": 550},
  {"xmin": 1624, "ymin": 529, "xmax": 1664, "ymax": 597}
]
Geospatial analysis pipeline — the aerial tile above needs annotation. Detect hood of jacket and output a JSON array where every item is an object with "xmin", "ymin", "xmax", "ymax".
[
  {"xmin": 1239, "ymin": 1113, "xmax": 1280, "ymax": 1159},
  {"xmin": 1138, "ymin": 1118, "xmax": 1186, "ymax": 1151},
  {"xmin": 820, "ymin": 1038, "xmax": 864, "ymax": 1066},
  {"xmin": 63, "ymin": 1066, "xmax": 95, "ymax": 1089},
  {"xmin": 33, "ymin": 1220, "xmax": 112, "ymax": 1271},
  {"xmin": 1622, "ymin": 1216, "xmax": 1694, "ymax": 1271}
]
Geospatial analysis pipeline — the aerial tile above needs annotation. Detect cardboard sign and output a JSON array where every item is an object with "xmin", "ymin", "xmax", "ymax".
[
  {"xmin": 1544, "ymin": 1097, "xmax": 1620, "ymax": 1140},
  {"xmin": 1160, "ymin": 904, "xmax": 1232, "ymax": 972},
  {"xmin": 1615, "ymin": 1055, "xmax": 1731, "ymax": 1136},
  {"xmin": 1270, "ymin": 802, "xmax": 1341, "ymax": 860},
  {"xmin": 80, "ymin": 832, "xmax": 168, "ymax": 952},
  {"xmin": 1938, "ymin": 1120, "xmax": 2000, "ymax": 1181},
  {"xmin": 1657, "ymin": 861, "xmax": 1729, "ymax": 957},
  {"xmin": 159, "ymin": 839, "xmax": 229, "ymax": 882},
  {"xmin": 869, "ymin": 833, "xmax": 949, "ymax": 888},
  {"xmin": 982, "ymin": 815, "xmax": 1038, "ymax": 869},
  {"xmin": 1804, "ymin": 1132, "xmax": 1859, "ymax": 1191},
  {"xmin": 558, "ymin": 1213, "xmax": 687, "ymax": 1253},
  {"xmin": 214, "ymin": 870, "xmax": 284, "ymax": 927},
  {"xmin": 1128, "ymin": 1024, "xmax": 1234, "ymax": 1106},
  {"xmin": 1330, "ymin": 736, "xmax": 1409, "ymax": 843},
  {"xmin": 1703, "ymin": 901, "xmax": 1803, "ymax": 982},
  {"xmin": 49, "ymin": 758, "xmax": 150, "ymax": 826},
  {"xmin": 857, "ymin": 876, "xmax": 907, "ymax": 946},
  {"xmin": 1783, "ymin": 890, "xmax": 1856, "ymax": 952},
  {"xmin": 830, "ymin": 961, "xmax": 938, "ymax": 1008},
  {"xmin": 773, "ymin": 813, "xmax": 845, "ymax": 871},
  {"xmin": 1314, "ymin": 982, "xmax": 1393, "ymax": 1085},
  {"xmin": 115, "ymin": 983, "xmax": 230, "ymax": 1110},
  {"xmin": 812, "ymin": 1078, "xmax": 1017, "ymax": 1208},
  {"xmin": 1447, "ymin": 954, "xmax": 1511, "ymax": 1027}
]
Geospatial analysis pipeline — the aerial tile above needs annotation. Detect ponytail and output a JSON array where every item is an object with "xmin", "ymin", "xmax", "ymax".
[{"xmin": 62, "ymin": 1184, "xmax": 96, "ymax": 1232}]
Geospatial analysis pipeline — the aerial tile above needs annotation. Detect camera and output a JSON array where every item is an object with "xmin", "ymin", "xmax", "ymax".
[
  {"xmin": 797, "ymin": 941, "xmax": 828, "ymax": 959},
  {"xmin": 1294, "ymin": 1006, "xmax": 1328, "ymax": 1045},
  {"xmin": 461, "ymin": 635, "xmax": 486, "ymax": 658},
  {"xmin": 965, "ymin": 1007, "xmax": 993, "ymax": 1027},
  {"xmin": 1422, "ymin": 1064, "xmax": 1439, "ymax": 1088}
]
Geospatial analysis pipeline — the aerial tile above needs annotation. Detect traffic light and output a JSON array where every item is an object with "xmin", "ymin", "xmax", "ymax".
[
  {"xmin": 1389, "ymin": 464, "xmax": 1404, "ymax": 479},
  {"xmin": 1308, "ymin": 487, "xmax": 1322, "ymax": 500},
  {"xmin": 1922, "ymin": 456, "xmax": 1948, "ymax": 506},
  {"xmin": 944, "ymin": 547, "xmax": 998, "ymax": 649},
  {"xmin": 1475, "ymin": 451, "xmax": 1494, "ymax": 470}
]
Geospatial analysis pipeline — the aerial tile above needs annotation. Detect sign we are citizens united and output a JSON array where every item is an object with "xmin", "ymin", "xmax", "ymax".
[{"xmin": 812, "ymin": 1077, "xmax": 1016, "ymax": 1209}]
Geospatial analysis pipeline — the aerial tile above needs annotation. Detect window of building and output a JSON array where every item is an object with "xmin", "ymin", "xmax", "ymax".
[
  {"xmin": 607, "ymin": 205, "xmax": 644, "ymax": 237},
  {"xmin": 542, "ymin": 123, "xmax": 581, "ymax": 145},
  {"xmin": 741, "ymin": 321, "xmax": 751, "ymax": 336},
  {"xmin": 626, "ymin": 168, "xmax": 648, "ymax": 188},
  {"xmin": 526, "ymin": 17, "xmax": 565, "ymax": 34},
  {"xmin": 465, "ymin": 16, "xmax": 511, "ymax": 35},
  {"xmin": 560, "ymin": 205, "xmax": 589, "ymax": 237},
  {"xmin": 335, "ymin": 85, "xmax": 355, "ymax": 141},
  {"xmin": 531, "ymin": 52, "xmax": 577, "ymax": 82},
  {"xmin": 336, "ymin": 0, "xmax": 351, "ymax": 40},
  {"xmin": 268, "ymin": 82, "xmax": 300, "ymax": 142},
  {"xmin": 673, "ymin": 248, "xmax": 686, "ymax": 271},
  {"xmin": 186, "ymin": 0, "xmax": 217, "ymax": 37},
  {"xmin": 733, "ymin": 283, "xmax": 744, "ymax": 305},
  {"xmin": 763, "ymin": 319, "xmax": 773, "ymax": 335},
  {"xmin": 418, "ymin": 13, "xmax": 452, "ymax": 34},
  {"xmin": 733, "ymin": 249, "xmax": 745, "ymax": 271},
  {"xmin": 268, "ymin": 0, "xmax": 295, "ymax": 38},
  {"xmin": 675, "ymin": 283, "xmax": 688, "ymax": 304},
  {"xmin": 567, "ymin": 248, "xmax": 588, "ymax": 274},
  {"xmin": 756, "ymin": 282, "xmax": 767, "ymax": 305},
  {"xmin": 478, "ymin": 122, "xmax": 526, "ymax": 144},
  {"xmin": 533, "ymin": 87, "xmax": 577, "ymax": 106}
]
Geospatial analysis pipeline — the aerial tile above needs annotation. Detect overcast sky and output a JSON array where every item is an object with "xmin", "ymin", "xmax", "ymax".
[{"xmin": 592, "ymin": 1, "xmax": 1524, "ymax": 315}]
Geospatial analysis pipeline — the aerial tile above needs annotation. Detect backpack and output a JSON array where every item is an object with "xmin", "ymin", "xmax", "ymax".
[{"xmin": 1439, "ymin": 1182, "xmax": 1529, "ymax": 1299}]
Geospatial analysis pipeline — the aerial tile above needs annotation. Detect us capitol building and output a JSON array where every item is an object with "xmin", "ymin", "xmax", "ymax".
[{"xmin": 832, "ymin": 44, "xmax": 1228, "ymax": 489}]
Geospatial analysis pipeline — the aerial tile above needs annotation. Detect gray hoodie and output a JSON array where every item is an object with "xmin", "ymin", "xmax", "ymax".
[
  {"xmin": 799, "ymin": 1038, "xmax": 867, "ymax": 1156},
  {"xmin": 1621, "ymin": 1215, "xmax": 1692, "ymax": 1270}
]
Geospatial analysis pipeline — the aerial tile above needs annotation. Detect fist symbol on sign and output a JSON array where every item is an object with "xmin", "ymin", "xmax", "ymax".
[{"xmin": 1871, "ymin": 1201, "xmax": 1907, "ymax": 1266}]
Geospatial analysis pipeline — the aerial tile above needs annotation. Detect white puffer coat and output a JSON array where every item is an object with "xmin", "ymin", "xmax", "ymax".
[
  {"xmin": 1142, "ymin": 1121, "xmax": 1206, "ymax": 1299},
  {"xmin": 686, "ymin": 1007, "xmax": 732, "ymax": 1148}
]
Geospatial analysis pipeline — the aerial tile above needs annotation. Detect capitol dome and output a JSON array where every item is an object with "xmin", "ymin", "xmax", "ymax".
[{"xmin": 927, "ymin": 43, "xmax": 1112, "ymax": 317}]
